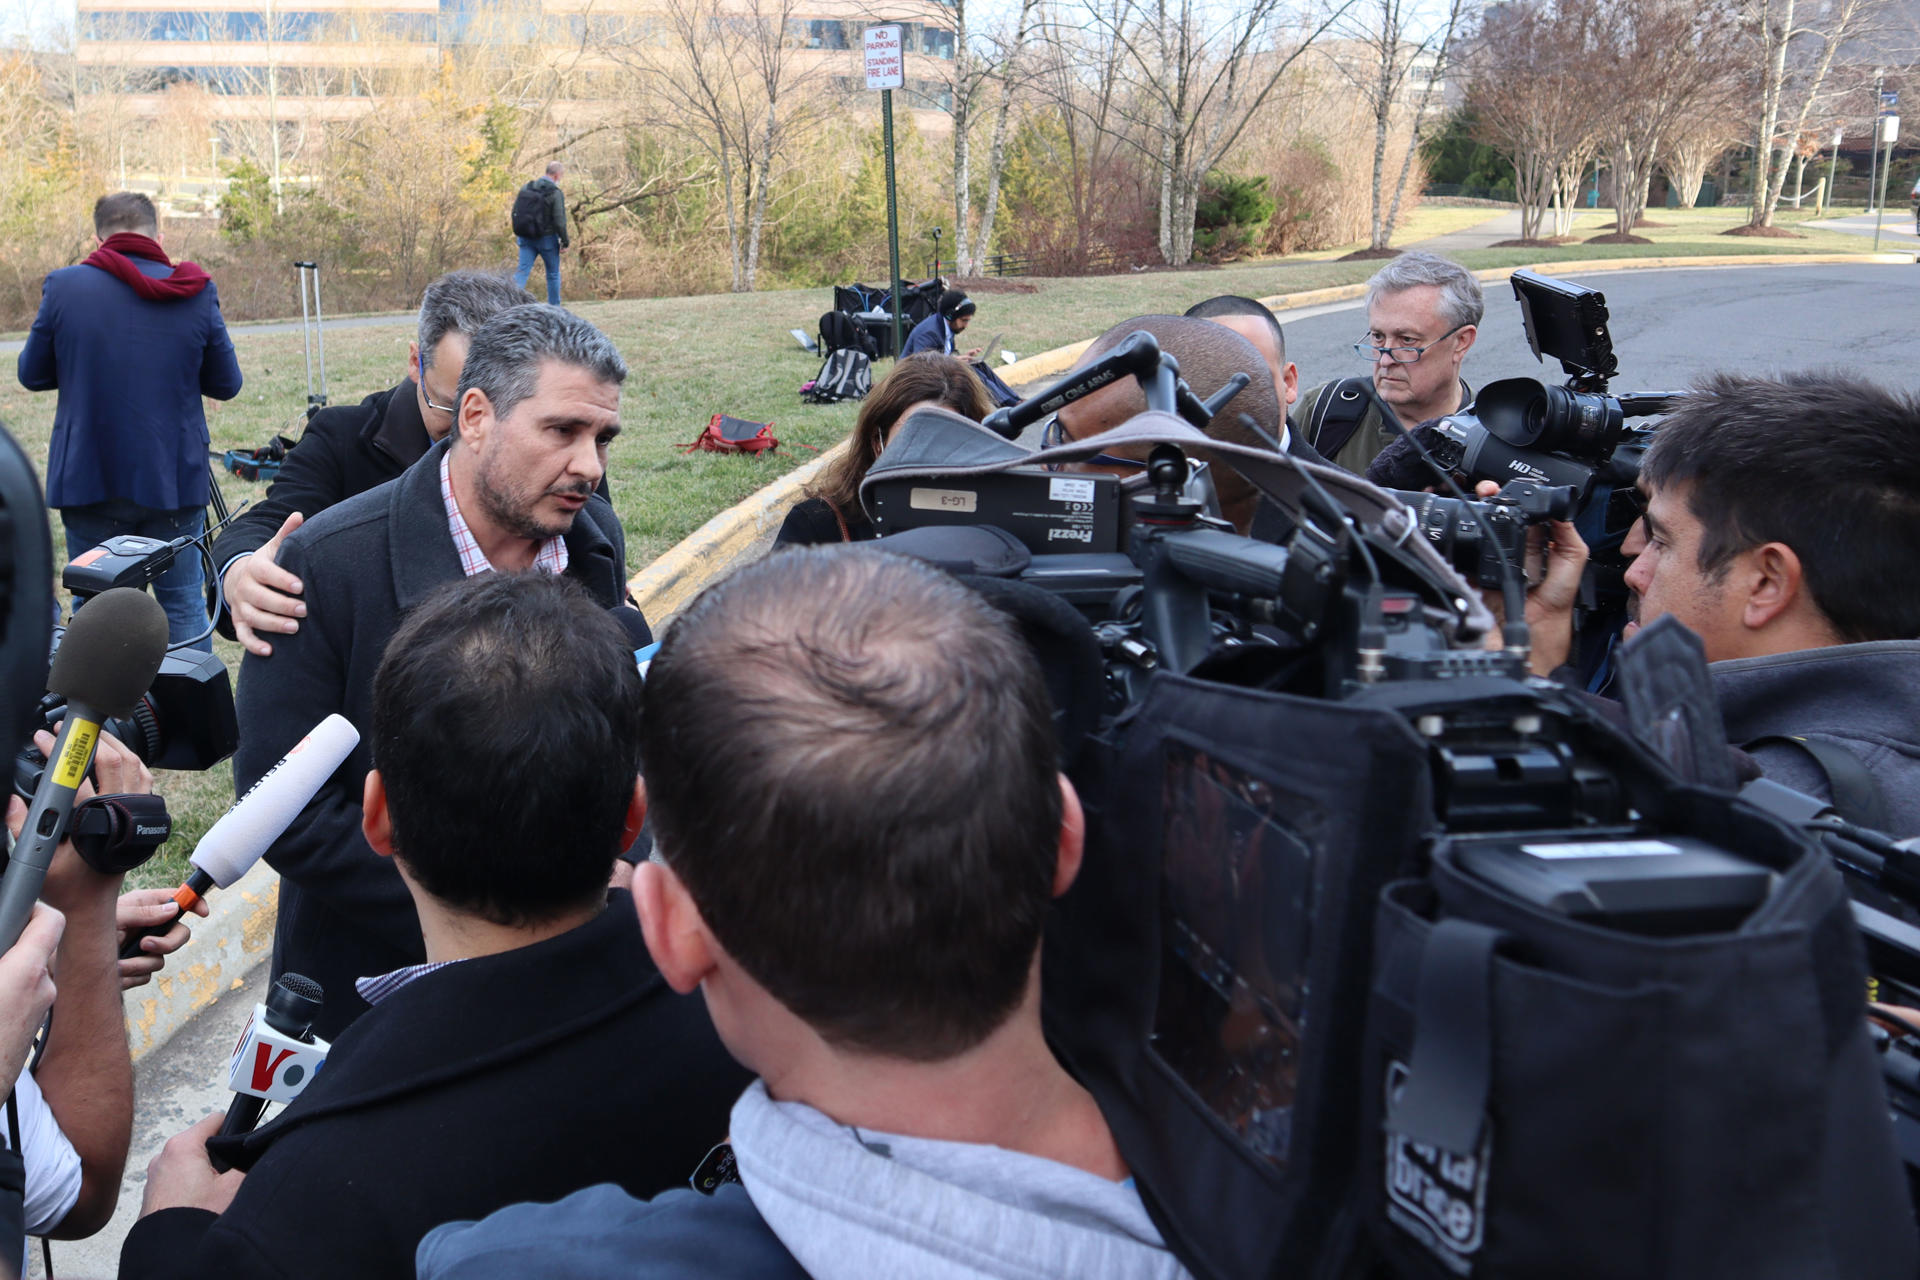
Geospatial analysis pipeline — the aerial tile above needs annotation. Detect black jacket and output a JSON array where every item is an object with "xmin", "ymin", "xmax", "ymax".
[
  {"xmin": 232, "ymin": 440, "xmax": 633, "ymax": 1039},
  {"xmin": 774, "ymin": 496, "xmax": 875, "ymax": 547},
  {"xmin": 211, "ymin": 381, "xmax": 432, "ymax": 637},
  {"xmin": 1247, "ymin": 427, "xmax": 1334, "ymax": 544},
  {"xmin": 118, "ymin": 896, "xmax": 753, "ymax": 1280}
]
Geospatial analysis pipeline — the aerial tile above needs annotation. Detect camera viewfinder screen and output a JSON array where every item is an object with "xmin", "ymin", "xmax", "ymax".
[{"xmin": 1151, "ymin": 741, "xmax": 1315, "ymax": 1172}]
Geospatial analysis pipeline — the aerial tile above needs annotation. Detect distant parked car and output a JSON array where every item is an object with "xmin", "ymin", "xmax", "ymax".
[{"xmin": 1911, "ymin": 175, "xmax": 1920, "ymax": 231}]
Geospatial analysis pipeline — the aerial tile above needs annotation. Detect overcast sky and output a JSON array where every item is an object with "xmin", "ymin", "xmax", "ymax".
[{"xmin": 1, "ymin": 0, "xmax": 71, "ymax": 47}]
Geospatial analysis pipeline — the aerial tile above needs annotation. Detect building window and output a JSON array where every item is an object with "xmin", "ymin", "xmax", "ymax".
[{"xmin": 920, "ymin": 26, "xmax": 954, "ymax": 59}]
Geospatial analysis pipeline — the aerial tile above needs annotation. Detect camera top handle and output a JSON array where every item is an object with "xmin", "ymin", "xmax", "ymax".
[{"xmin": 981, "ymin": 332, "xmax": 1233, "ymax": 440}]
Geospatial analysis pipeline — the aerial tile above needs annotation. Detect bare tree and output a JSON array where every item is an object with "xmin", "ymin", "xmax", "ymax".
[
  {"xmin": 608, "ymin": 0, "xmax": 830, "ymax": 290},
  {"xmin": 1742, "ymin": 0, "xmax": 1885, "ymax": 228},
  {"xmin": 1082, "ymin": 0, "xmax": 1353, "ymax": 265},
  {"xmin": 1463, "ymin": 0, "xmax": 1605, "ymax": 239},
  {"xmin": 1337, "ymin": 0, "xmax": 1469, "ymax": 251},
  {"xmin": 1661, "ymin": 100, "xmax": 1743, "ymax": 207},
  {"xmin": 1024, "ymin": 9, "xmax": 1140, "ymax": 269},
  {"xmin": 1595, "ymin": 0, "xmax": 1741, "ymax": 238},
  {"xmin": 967, "ymin": 0, "xmax": 1041, "ymax": 275}
]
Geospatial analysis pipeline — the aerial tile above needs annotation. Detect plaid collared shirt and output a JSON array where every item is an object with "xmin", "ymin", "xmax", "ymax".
[
  {"xmin": 440, "ymin": 451, "xmax": 569, "ymax": 578},
  {"xmin": 355, "ymin": 959, "xmax": 461, "ymax": 1007}
]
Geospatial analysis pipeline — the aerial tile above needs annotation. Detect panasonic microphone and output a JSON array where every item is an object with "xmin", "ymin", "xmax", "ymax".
[
  {"xmin": 119, "ymin": 714, "xmax": 360, "ymax": 959},
  {"xmin": 0, "ymin": 589, "xmax": 168, "ymax": 949},
  {"xmin": 213, "ymin": 972, "xmax": 329, "ymax": 1171}
]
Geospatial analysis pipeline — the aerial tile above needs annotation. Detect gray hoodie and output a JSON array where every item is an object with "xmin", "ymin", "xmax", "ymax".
[
  {"xmin": 729, "ymin": 1081, "xmax": 1194, "ymax": 1280},
  {"xmin": 1713, "ymin": 639, "xmax": 1920, "ymax": 835}
]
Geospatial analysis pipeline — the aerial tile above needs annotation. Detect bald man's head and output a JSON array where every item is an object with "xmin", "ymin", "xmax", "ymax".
[{"xmin": 1053, "ymin": 314, "xmax": 1281, "ymax": 532}]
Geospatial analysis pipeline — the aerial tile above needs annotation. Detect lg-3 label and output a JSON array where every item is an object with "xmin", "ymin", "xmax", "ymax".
[{"xmin": 908, "ymin": 487, "xmax": 978, "ymax": 513}]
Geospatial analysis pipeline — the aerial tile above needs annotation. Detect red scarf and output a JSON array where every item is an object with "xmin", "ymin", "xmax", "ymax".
[{"xmin": 82, "ymin": 232, "xmax": 210, "ymax": 301}]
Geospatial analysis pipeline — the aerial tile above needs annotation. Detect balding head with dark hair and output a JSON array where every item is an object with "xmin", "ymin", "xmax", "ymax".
[
  {"xmin": 1054, "ymin": 314, "xmax": 1282, "ymax": 532},
  {"xmin": 94, "ymin": 192, "xmax": 158, "ymax": 238}
]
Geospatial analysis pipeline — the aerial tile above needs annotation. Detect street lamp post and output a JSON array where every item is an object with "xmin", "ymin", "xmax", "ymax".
[{"xmin": 1826, "ymin": 127, "xmax": 1843, "ymax": 215}]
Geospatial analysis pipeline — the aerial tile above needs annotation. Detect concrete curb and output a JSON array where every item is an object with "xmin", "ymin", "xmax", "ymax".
[
  {"xmin": 124, "ymin": 859, "xmax": 278, "ymax": 1063},
  {"xmin": 626, "ymin": 250, "xmax": 1912, "ymax": 620}
]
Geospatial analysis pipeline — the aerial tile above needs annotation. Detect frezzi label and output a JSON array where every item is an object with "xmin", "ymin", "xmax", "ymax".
[
  {"xmin": 1384, "ymin": 1061, "xmax": 1489, "ymax": 1276},
  {"xmin": 1048, "ymin": 477, "xmax": 1096, "ymax": 504}
]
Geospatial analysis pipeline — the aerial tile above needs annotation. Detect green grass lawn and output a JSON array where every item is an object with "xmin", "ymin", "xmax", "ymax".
[{"xmin": 0, "ymin": 199, "xmax": 1891, "ymax": 883}]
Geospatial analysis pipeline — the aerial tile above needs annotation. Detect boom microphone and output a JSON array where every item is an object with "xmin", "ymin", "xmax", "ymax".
[
  {"xmin": 119, "ymin": 714, "xmax": 360, "ymax": 959},
  {"xmin": 0, "ymin": 589, "xmax": 167, "ymax": 948}
]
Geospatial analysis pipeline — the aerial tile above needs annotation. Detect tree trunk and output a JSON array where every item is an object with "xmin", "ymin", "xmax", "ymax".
[
  {"xmin": 1749, "ymin": 0, "xmax": 1792, "ymax": 228},
  {"xmin": 744, "ymin": 116, "xmax": 773, "ymax": 291},
  {"xmin": 1157, "ymin": 127, "xmax": 1175, "ymax": 264},
  {"xmin": 719, "ymin": 150, "xmax": 745, "ymax": 292},
  {"xmin": 1368, "ymin": 83, "xmax": 1391, "ymax": 249},
  {"xmin": 951, "ymin": 0, "xmax": 972, "ymax": 277},
  {"xmin": 1613, "ymin": 144, "xmax": 1652, "ymax": 235},
  {"xmin": 973, "ymin": 0, "xmax": 1034, "ymax": 276}
]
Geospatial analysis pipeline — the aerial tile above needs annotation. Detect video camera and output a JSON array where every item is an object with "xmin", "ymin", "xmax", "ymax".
[
  {"xmin": 857, "ymin": 332, "xmax": 1916, "ymax": 1279},
  {"xmin": 12, "ymin": 534, "xmax": 238, "ymax": 799}
]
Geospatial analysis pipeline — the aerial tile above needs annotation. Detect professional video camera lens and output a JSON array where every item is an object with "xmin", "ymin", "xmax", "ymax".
[{"xmin": 1475, "ymin": 377, "xmax": 1626, "ymax": 460}]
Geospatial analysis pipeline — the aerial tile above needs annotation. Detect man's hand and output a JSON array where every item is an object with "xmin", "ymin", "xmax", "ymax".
[
  {"xmin": 225, "ymin": 512, "xmax": 306, "ymax": 658},
  {"xmin": 963, "ymin": 347, "xmax": 983, "ymax": 361},
  {"xmin": 139, "ymin": 1112, "xmax": 245, "ymax": 1218},
  {"xmin": 1473, "ymin": 481, "xmax": 1588, "ymax": 677},
  {"xmin": 0, "ymin": 903, "xmax": 63, "ymax": 1101},
  {"xmin": 25, "ymin": 728, "xmax": 152, "ymax": 911},
  {"xmin": 116, "ymin": 890, "xmax": 209, "ymax": 990}
]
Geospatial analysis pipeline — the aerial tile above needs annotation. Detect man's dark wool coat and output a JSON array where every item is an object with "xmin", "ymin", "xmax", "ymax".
[
  {"xmin": 118, "ymin": 896, "xmax": 753, "ymax": 1280},
  {"xmin": 232, "ymin": 439, "xmax": 634, "ymax": 1039}
]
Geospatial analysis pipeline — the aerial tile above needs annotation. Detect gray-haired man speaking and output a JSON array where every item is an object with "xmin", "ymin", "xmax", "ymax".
[
  {"xmin": 1290, "ymin": 251, "xmax": 1483, "ymax": 476},
  {"xmin": 232, "ymin": 304, "xmax": 639, "ymax": 1039}
]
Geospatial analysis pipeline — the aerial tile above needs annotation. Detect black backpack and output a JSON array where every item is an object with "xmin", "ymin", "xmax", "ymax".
[
  {"xmin": 511, "ymin": 182, "xmax": 550, "ymax": 239},
  {"xmin": 803, "ymin": 349, "xmax": 872, "ymax": 403}
]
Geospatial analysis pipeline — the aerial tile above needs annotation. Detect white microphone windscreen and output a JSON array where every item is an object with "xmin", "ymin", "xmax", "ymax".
[{"xmin": 192, "ymin": 715, "xmax": 361, "ymax": 888}]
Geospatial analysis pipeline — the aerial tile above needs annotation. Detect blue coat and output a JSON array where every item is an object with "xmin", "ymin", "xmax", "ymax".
[
  {"xmin": 901, "ymin": 312, "xmax": 953, "ymax": 357},
  {"xmin": 17, "ymin": 258, "xmax": 243, "ymax": 510}
]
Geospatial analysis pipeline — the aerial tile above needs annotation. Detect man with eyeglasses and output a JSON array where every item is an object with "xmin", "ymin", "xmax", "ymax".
[
  {"xmin": 211, "ymin": 270, "xmax": 532, "ymax": 657},
  {"xmin": 1291, "ymin": 251, "xmax": 1482, "ymax": 477}
]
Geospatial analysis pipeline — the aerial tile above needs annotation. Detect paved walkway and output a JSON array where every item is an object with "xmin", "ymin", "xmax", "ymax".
[
  {"xmin": 1405, "ymin": 208, "xmax": 1527, "ymax": 252},
  {"xmin": 1805, "ymin": 211, "xmax": 1920, "ymax": 246},
  {"xmin": 0, "ymin": 309, "xmax": 413, "ymax": 357}
]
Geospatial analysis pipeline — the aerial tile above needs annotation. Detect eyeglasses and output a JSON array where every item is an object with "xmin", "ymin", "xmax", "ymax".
[
  {"xmin": 1039, "ymin": 416, "xmax": 1147, "ymax": 471},
  {"xmin": 419, "ymin": 366, "xmax": 458, "ymax": 416},
  {"xmin": 1353, "ymin": 323, "xmax": 1467, "ymax": 365}
]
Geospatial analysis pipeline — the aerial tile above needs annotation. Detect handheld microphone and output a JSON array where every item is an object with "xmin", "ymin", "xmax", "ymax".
[
  {"xmin": 213, "ymin": 973, "xmax": 328, "ymax": 1170},
  {"xmin": 0, "ymin": 589, "xmax": 168, "ymax": 949},
  {"xmin": 119, "ymin": 714, "xmax": 360, "ymax": 959}
]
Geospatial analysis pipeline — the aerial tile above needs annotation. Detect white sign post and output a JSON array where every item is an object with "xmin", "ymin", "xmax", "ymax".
[
  {"xmin": 865, "ymin": 25, "xmax": 906, "ymax": 357},
  {"xmin": 863, "ymin": 24, "xmax": 905, "ymax": 90},
  {"xmin": 1876, "ymin": 114, "xmax": 1901, "ymax": 249}
]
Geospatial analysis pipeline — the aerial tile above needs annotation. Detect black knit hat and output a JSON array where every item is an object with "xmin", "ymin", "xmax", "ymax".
[{"xmin": 939, "ymin": 289, "xmax": 976, "ymax": 320}]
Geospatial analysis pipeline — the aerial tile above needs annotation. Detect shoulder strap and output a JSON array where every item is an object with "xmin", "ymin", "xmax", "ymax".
[
  {"xmin": 1745, "ymin": 734, "xmax": 1892, "ymax": 831},
  {"xmin": 831, "ymin": 502, "xmax": 851, "ymax": 543},
  {"xmin": 1308, "ymin": 378, "xmax": 1371, "ymax": 460}
]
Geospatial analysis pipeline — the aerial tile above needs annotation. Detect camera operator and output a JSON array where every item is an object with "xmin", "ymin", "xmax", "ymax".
[
  {"xmin": 1048, "ymin": 314, "xmax": 1283, "ymax": 536},
  {"xmin": 211, "ymin": 270, "xmax": 532, "ymax": 658},
  {"xmin": 1294, "ymin": 251, "xmax": 1480, "ymax": 476},
  {"xmin": 122, "ymin": 572, "xmax": 745, "ymax": 1280},
  {"xmin": 416, "ymin": 548, "xmax": 1193, "ymax": 1280},
  {"xmin": 0, "ymin": 729, "xmax": 155, "ymax": 1257},
  {"xmin": 1519, "ymin": 371, "xmax": 1920, "ymax": 832}
]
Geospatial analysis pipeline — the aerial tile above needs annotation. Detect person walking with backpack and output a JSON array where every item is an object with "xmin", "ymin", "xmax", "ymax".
[{"xmin": 511, "ymin": 162, "xmax": 569, "ymax": 305}]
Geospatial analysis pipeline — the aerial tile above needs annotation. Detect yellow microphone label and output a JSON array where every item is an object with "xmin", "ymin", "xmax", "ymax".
[{"xmin": 52, "ymin": 721, "xmax": 99, "ymax": 791}]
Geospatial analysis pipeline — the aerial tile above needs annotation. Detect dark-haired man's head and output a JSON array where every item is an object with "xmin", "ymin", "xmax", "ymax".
[
  {"xmin": 634, "ymin": 547, "xmax": 1080, "ymax": 1069},
  {"xmin": 1184, "ymin": 295, "xmax": 1298, "ymax": 413},
  {"xmin": 1625, "ymin": 370, "xmax": 1920, "ymax": 661},
  {"xmin": 365, "ymin": 572, "xmax": 645, "ymax": 927},
  {"xmin": 94, "ymin": 192, "xmax": 158, "ymax": 240},
  {"xmin": 1053, "ymin": 314, "xmax": 1282, "ymax": 532},
  {"xmin": 939, "ymin": 289, "xmax": 976, "ymax": 333}
]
